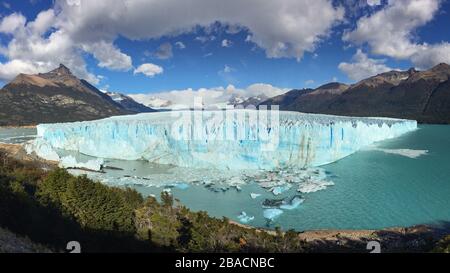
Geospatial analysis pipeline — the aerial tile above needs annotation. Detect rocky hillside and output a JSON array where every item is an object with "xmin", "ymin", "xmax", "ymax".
[
  {"xmin": 0, "ymin": 64, "xmax": 132, "ymax": 126},
  {"xmin": 262, "ymin": 63, "xmax": 450, "ymax": 124}
]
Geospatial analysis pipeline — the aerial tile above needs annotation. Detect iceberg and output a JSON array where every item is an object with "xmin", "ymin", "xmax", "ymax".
[
  {"xmin": 297, "ymin": 180, "xmax": 334, "ymax": 193},
  {"xmin": 173, "ymin": 183, "xmax": 190, "ymax": 190},
  {"xmin": 279, "ymin": 196, "xmax": 304, "ymax": 210},
  {"xmin": 271, "ymin": 184, "xmax": 292, "ymax": 195},
  {"xmin": 263, "ymin": 208, "xmax": 284, "ymax": 221},
  {"xmin": 31, "ymin": 110, "xmax": 417, "ymax": 170},
  {"xmin": 59, "ymin": 155, "xmax": 104, "ymax": 171},
  {"xmin": 237, "ymin": 211, "xmax": 255, "ymax": 223},
  {"xmin": 250, "ymin": 193, "xmax": 261, "ymax": 199},
  {"xmin": 371, "ymin": 148, "xmax": 428, "ymax": 159}
]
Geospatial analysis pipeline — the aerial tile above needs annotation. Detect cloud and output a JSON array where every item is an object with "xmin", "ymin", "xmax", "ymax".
[
  {"xmin": 410, "ymin": 43, "xmax": 450, "ymax": 70},
  {"xmin": 343, "ymin": 0, "xmax": 450, "ymax": 69},
  {"xmin": 0, "ymin": 10, "xmax": 103, "ymax": 83},
  {"xmin": 0, "ymin": 59, "xmax": 49, "ymax": 81},
  {"xmin": 134, "ymin": 63, "xmax": 164, "ymax": 78},
  {"xmin": 129, "ymin": 83, "xmax": 290, "ymax": 109},
  {"xmin": 175, "ymin": 41, "xmax": 186, "ymax": 49},
  {"xmin": 0, "ymin": 12, "xmax": 26, "ymax": 33},
  {"xmin": 338, "ymin": 49, "xmax": 394, "ymax": 81},
  {"xmin": 0, "ymin": 0, "xmax": 345, "ymax": 83},
  {"xmin": 221, "ymin": 39, "xmax": 232, "ymax": 47},
  {"xmin": 305, "ymin": 80, "xmax": 315, "ymax": 85},
  {"xmin": 153, "ymin": 42, "xmax": 173, "ymax": 60},
  {"xmin": 82, "ymin": 41, "xmax": 132, "ymax": 71},
  {"xmin": 195, "ymin": 35, "xmax": 216, "ymax": 43},
  {"xmin": 54, "ymin": 0, "xmax": 344, "ymax": 60},
  {"xmin": 218, "ymin": 65, "xmax": 237, "ymax": 83}
]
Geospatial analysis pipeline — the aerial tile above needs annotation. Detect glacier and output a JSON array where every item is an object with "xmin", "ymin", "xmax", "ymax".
[{"xmin": 30, "ymin": 110, "xmax": 417, "ymax": 170}]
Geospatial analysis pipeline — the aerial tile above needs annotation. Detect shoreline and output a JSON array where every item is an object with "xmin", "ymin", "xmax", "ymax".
[{"xmin": 0, "ymin": 125, "xmax": 37, "ymax": 129}]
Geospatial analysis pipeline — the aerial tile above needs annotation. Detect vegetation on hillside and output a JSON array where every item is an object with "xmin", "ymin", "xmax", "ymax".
[
  {"xmin": 1, "ymin": 149, "xmax": 449, "ymax": 253},
  {"xmin": 0, "ymin": 150, "xmax": 308, "ymax": 252}
]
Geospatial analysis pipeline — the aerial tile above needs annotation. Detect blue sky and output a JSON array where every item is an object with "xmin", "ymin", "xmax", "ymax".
[{"xmin": 0, "ymin": 0, "xmax": 449, "ymax": 96}]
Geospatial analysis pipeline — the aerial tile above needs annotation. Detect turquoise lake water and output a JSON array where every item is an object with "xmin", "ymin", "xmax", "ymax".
[
  {"xmin": 2, "ymin": 125, "xmax": 450, "ymax": 231},
  {"xmin": 135, "ymin": 125, "xmax": 450, "ymax": 231}
]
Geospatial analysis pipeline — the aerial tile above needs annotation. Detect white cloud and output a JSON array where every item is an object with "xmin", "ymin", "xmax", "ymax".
[
  {"xmin": 129, "ymin": 83, "xmax": 290, "ymax": 110},
  {"xmin": 0, "ymin": 0, "xmax": 345, "ymax": 84},
  {"xmin": 82, "ymin": 41, "xmax": 132, "ymax": 71},
  {"xmin": 175, "ymin": 41, "xmax": 186, "ymax": 49},
  {"xmin": 0, "ymin": 59, "xmax": 49, "ymax": 81},
  {"xmin": 153, "ymin": 42, "xmax": 173, "ymax": 60},
  {"xmin": 195, "ymin": 35, "xmax": 216, "ymax": 43},
  {"xmin": 338, "ymin": 49, "xmax": 394, "ymax": 81},
  {"xmin": 411, "ymin": 43, "xmax": 450, "ymax": 70},
  {"xmin": 28, "ymin": 9, "xmax": 55, "ymax": 35},
  {"xmin": 367, "ymin": 0, "xmax": 382, "ymax": 6},
  {"xmin": 0, "ymin": 12, "xmax": 26, "ymax": 34},
  {"xmin": 343, "ymin": 0, "xmax": 450, "ymax": 69},
  {"xmin": 134, "ymin": 63, "xmax": 164, "ymax": 78},
  {"xmin": 221, "ymin": 39, "xmax": 232, "ymax": 47},
  {"xmin": 0, "ymin": 10, "xmax": 101, "ymax": 83},
  {"xmin": 218, "ymin": 65, "xmax": 237, "ymax": 83},
  {"xmin": 54, "ymin": 0, "xmax": 344, "ymax": 60}
]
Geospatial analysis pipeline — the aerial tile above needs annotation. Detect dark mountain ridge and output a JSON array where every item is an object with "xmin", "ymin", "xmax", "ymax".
[
  {"xmin": 0, "ymin": 64, "xmax": 144, "ymax": 126},
  {"xmin": 105, "ymin": 91, "xmax": 156, "ymax": 113},
  {"xmin": 261, "ymin": 63, "xmax": 450, "ymax": 123}
]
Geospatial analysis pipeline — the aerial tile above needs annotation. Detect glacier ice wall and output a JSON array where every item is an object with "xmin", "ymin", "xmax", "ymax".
[{"xmin": 33, "ymin": 110, "xmax": 417, "ymax": 170}]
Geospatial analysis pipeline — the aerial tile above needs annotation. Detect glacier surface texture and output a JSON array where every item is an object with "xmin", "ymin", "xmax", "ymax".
[{"xmin": 33, "ymin": 110, "xmax": 417, "ymax": 170}]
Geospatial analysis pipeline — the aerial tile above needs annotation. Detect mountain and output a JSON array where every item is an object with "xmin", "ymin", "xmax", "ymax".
[
  {"xmin": 261, "ymin": 63, "xmax": 450, "ymax": 124},
  {"xmin": 130, "ymin": 95, "xmax": 173, "ymax": 109},
  {"xmin": 131, "ymin": 93, "xmax": 275, "ymax": 110},
  {"xmin": 229, "ymin": 94, "xmax": 270, "ymax": 108},
  {"xmin": 105, "ymin": 91, "xmax": 156, "ymax": 113},
  {"xmin": 0, "ymin": 64, "xmax": 131, "ymax": 126}
]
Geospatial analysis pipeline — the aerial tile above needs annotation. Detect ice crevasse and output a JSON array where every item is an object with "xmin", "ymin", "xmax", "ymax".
[{"xmin": 30, "ymin": 110, "xmax": 417, "ymax": 170}]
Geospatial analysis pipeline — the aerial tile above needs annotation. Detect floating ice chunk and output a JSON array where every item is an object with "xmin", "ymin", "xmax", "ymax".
[
  {"xmin": 237, "ymin": 211, "xmax": 255, "ymax": 224},
  {"xmin": 271, "ymin": 184, "xmax": 292, "ymax": 195},
  {"xmin": 373, "ymin": 148, "xmax": 428, "ymax": 159},
  {"xmin": 250, "ymin": 193, "xmax": 261, "ymax": 199},
  {"xmin": 280, "ymin": 196, "xmax": 304, "ymax": 210},
  {"xmin": 25, "ymin": 138, "xmax": 60, "ymax": 161},
  {"xmin": 263, "ymin": 208, "xmax": 283, "ymax": 221},
  {"xmin": 228, "ymin": 176, "xmax": 246, "ymax": 186},
  {"xmin": 169, "ymin": 183, "xmax": 190, "ymax": 190},
  {"xmin": 59, "ymin": 155, "xmax": 104, "ymax": 171},
  {"xmin": 298, "ymin": 180, "xmax": 334, "ymax": 193}
]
